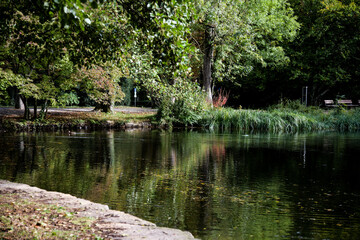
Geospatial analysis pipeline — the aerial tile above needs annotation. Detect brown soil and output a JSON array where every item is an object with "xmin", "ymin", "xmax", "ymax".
[{"xmin": 0, "ymin": 180, "xmax": 195, "ymax": 240}]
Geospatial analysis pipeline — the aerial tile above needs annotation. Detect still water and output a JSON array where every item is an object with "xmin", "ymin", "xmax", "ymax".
[{"xmin": 1, "ymin": 130, "xmax": 360, "ymax": 239}]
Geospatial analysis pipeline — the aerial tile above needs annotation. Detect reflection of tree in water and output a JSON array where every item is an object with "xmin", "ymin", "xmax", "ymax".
[
  {"xmin": 1, "ymin": 133, "xmax": 49, "ymax": 182},
  {"xmin": 184, "ymin": 145, "xmax": 217, "ymax": 237},
  {"xmin": 1, "ymin": 132, "xmax": 360, "ymax": 239},
  {"xmin": 14, "ymin": 133, "xmax": 39, "ymax": 178},
  {"xmin": 211, "ymin": 142, "xmax": 226, "ymax": 162},
  {"xmin": 0, "ymin": 131, "xmax": 121, "ymax": 198}
]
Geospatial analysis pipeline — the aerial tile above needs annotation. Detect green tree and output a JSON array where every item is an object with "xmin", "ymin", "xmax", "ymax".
[
  {"xmin": 73, "ymin": 63, "xmax": 125, "ymax": 112},
  {"xmin": 287, "ymin": 0, "xmax": 360, "ymax": 104},
  {"xmin": 118, "ymin": 1, "xmax": 207, "ymax": 125},
  {"xmin": 1, "ymin": 0, "xmax": 200, "ymax": 119},
  {"xmin": 0, "ymin": 0, "xmax": 129, "ymax": 117},
  {"xmin": 120, "ymin": 0, "xmax": 196, "ymax": 85},
  {"xmin": 0, "ymin": 9, "xmax": 79, "ymax": 119},
  {"xmin": 192, "ymin": 0, "xmax": 299, "ymax": 103}
]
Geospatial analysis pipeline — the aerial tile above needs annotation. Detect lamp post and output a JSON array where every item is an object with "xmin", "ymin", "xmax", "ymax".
[{"xmin": 302, "ymin": 86, "xmax": 308, "ymax": 106}]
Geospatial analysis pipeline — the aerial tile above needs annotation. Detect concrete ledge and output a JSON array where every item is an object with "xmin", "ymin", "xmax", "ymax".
[{"xmin": 0, "ymin": 180, "xmax": 195, "ymax": 240}]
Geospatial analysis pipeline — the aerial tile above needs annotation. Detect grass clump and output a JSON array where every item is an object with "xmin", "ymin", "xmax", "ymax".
[
  {"xmin": 327, "ymin": 108, "xmax": 360, "ymax": 131},
  {"xmin": 198, "ymin": 100, "xmax": 360, "ymax": 133},
  {"xmin": 200, "ymin": 108, "xmax": 326, "ymax": 132}
]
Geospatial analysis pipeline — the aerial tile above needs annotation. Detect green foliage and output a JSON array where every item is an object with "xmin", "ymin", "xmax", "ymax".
[
  {"xmin": 0, "ymin": 0, "xmax": 131, "ymax": 117},
  {"xmin": 286, "ymin": 0, "xmax": 360, "ymax": 104},
  {"xmin": 0, "ymin": 0, "xmax": 97, "ymax": 37},
  {"xmin": 328, "ymin": 108, "xmax": 360, "ymax": 131},
  {"xmin": 268, "ymin": 99, "xmax": 323, "ymax": 114},
  {"xmin": 74, "ymin": 63, "xmax": 125, "ymax": 109},
  {"xmin": 58, "ymin": 91, "xmax": 80, "ymax": 106},
  {"xmin": 199, "ymin": 107, "xmax": 360, "ymax": 133},
  {"xmin": 0, "ymin": 70, "xmax": 16, "ymax": 102},
  {"xmin": 0, "ymin": 7, "xmax": 80, "ymax": 118},
  {"xmin": 0, "ymin": 69, "xmax": 40, "ymax": 100},
  {"xmin": 121, "ymin": 0, "xmax": 200, "ymax": 122},
  {"xmin": 2, "ymin": 0, "xmax": 358, "ymax": 124},
  {"xmin": 122, "ymin": 0, "xmax": 195, "ymax": 77},
  {"xmin": 192, "ymin": 0, "xmax": 299, "ymax": 99},
  {"xmin": 215, "ymin": 0, "xmax": 359, "ymax": 108},
  {"xmin": 146, "ymin": 79, "xmax": 209, "ymax": 127},
  {"xmin": 119, "ymin": 78, "xmax": 134, "ymax": 106}
]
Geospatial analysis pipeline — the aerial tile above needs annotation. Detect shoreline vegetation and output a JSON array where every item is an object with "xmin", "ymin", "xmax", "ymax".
[
  {"xmin": 1, "ymin": 103, "xmax": 360, "ymax": 133},
  {"xmin": 200, "ymin": 107, "xmax": 360, "ymax": 132},
  {"xmin": 0, "ymin": 107, "xmax": 157, "ymax": 132}
]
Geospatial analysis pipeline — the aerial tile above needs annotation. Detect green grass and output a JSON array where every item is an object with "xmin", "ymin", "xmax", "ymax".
[
  {"xmin": 3, "ymin": 103, "xmax": 360, "ymax": 133},
  {"xmin": 0, "ymin": 107, "xmax": 157, "ymax": 131},
  {"xmin": 198, "ymin": 107, "xmax": 360, "ymax": 133}
]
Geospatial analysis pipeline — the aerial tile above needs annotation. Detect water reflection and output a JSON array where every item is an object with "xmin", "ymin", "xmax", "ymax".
[{"xmin": 1, "ymin": 131, "xmax": 360, "ymax": 239}]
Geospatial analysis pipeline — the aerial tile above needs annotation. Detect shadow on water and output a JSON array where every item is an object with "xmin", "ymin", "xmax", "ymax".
[{"xmin": 1, "ymin": 130, "xmax": 360, "ymax": 239}]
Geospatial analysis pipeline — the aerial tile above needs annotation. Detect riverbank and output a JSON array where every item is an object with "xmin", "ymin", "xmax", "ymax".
[
  {"xmin": 0, "ymin": 107, "xmax": 157, "ymax": 131},
  {"xmin": 2, "ymin": 105, "xmax": 360, "ymax": 133},
  {"xmin": 0, "ymin": 180, "xmax": 195, "ymax": 240},
  {"xmin": 199, "ymin": 107, "xmax": 360, "ymax": 132}
]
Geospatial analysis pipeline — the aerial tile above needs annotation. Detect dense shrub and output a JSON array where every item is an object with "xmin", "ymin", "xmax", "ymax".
[
  {"xmin": 155, "ymin": 94, "xmax": 360, "ymax": 132},
  {"xmin": 156, "ymin": 80, "xmax": 208, "ymax": 126}
]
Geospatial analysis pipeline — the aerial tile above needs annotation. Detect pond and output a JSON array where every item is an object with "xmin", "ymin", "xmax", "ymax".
[{"xmin": 1, "ymin": 130, "xmax": 360, "ymax": 239}]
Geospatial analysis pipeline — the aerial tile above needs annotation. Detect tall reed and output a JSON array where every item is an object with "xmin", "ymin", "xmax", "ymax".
[
  {"xmin": 327, "ymin": 108, "xmax": 360, "ymax": 131},
  {"xmin": 198, "ymin": 107, "xmax": 360, "ymax": 133}
]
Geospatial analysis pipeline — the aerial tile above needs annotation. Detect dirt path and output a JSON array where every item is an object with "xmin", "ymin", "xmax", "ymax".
[
  {"xmin": 0, "ymin": 106, "xmax": 158, "ymax": 131},
  {"xmin": 0, "ymin": 180, "xmax": 195, "ymax": 240}
]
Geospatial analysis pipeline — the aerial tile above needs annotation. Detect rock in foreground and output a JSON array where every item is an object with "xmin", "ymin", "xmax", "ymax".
[{"xmin": 0, "ymin": 180, "xmax": 195, "ymax": 240}]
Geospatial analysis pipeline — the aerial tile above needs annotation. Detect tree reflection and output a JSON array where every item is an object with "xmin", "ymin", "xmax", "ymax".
[{"xmin": 1, "ymin": 131, "xmax": 360, "ymax": 239}]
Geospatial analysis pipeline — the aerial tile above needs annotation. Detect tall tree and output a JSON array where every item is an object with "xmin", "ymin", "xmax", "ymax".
[
  {"xmin": 73, "ymin": 63, "xmax": 125, "ymax": 112},
  {"xmin": 0, "ymin": 10, "xmax": 79, "ymax": 119},
  {"xmin": 287, "ymin": 0, "xmax": 360, "ymax": 104},
  {"xmin": 192, "ymin": 0, "xmax": 299, "ymax": 103},
  {"xmin": 0, "ymin": 0, "xmax": 128, "ymax": 118},
  {"xmin": 120, "ymin": 0, "xmax": 195, "ymax": 84},
  {"xmin": 1, "ymin": 0, "xmax": 198, "ymax": 118}
]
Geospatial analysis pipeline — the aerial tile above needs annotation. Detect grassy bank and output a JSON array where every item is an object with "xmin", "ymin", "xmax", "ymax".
[
  {"xmin": 2, "ymin": 105, "xmax": 360, "ymax": 133},
  {"xmin": 198, "ymin": 107, "xmax": 360, "ymax": 132},
  {"xmin": 0, "ymin": 108, "xmax": 156, "ymax": 131}
]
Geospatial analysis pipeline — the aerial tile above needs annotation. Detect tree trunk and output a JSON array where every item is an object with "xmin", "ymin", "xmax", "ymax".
[
  {"xmin": 39, "ymin": 100, "xmax": 48, "ymax": 120},
  {"xmin": 21, "ymin": 96, "xmax": 30, "ymax": 120},
  {"xmin": 33, "ymin": 99, "xmax": 37, "ymax": 119},
  {"xmin": 203, "ymin": 24, "xmax": 215, "ymax": 104},
  {"xmin": 15, "ymin": 88, "xmax": 24, "ymax": 110},
  {"xmin": 311, "ymin": 85, "xmax": 329, "ymax": 106},
  {"xmin": 94, "ymin": 100, "xmax": 114, "ymax": 113}
]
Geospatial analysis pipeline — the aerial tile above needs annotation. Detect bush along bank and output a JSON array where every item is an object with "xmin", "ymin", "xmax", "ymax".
[{"xmin": 196, "ymin": 107, "xmax": 360, "ymax": 133}]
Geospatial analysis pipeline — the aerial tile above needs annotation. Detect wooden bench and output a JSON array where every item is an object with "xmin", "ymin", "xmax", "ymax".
[
  {"xmin": 324, "ymin": 99, "xmax": 359, "ymax": 108},
  {"xmin": 324, "ymin": 100, "xmax": 360, "ymax": 108},
  {"xmin": 324, "ymin": 100, "xmax": 337, "ymax": 108},
  {"xmin": 337, "ymin": 100, "xmax": 359, "ymax": 108}
]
